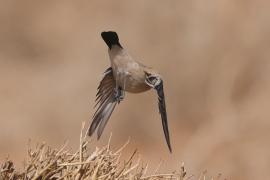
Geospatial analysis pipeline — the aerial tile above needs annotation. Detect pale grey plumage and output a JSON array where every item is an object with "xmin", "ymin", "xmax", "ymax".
[{"xmin": 88, "ymin": 31, "xmax": 172, "ymax": 152}]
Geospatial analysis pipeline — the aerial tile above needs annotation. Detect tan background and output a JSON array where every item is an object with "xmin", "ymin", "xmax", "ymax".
[{"xmin": 1, "ymin": 0, "xmax": 270, "ymax": 179}]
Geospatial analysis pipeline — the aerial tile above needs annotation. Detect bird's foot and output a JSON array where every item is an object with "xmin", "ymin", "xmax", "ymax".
[{"xmin": 114, "ymin": 87, "xmax": 124, "ymax": 102}]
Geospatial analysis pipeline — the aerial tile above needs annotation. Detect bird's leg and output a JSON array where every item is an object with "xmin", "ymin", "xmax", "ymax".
[
  {"xmin": 114, "ymin": 87, "xmax": 124, "ymax": 103},
  {"xmin": 119, "ymin": 74, "xmax": 127, "ymax": 100},
  {"xmin": 114, "ymin": 73, "xmax": 125, "ymax": 103}
]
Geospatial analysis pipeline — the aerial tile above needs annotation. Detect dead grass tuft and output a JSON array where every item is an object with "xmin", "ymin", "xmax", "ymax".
[{"xmin": 0, "ymin": 123, "xmax": 222, "ymax": 180}]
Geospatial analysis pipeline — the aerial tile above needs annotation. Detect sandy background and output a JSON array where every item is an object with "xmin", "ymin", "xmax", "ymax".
[{"xmin": 0, "ymin": 0, "xmax": 270, "ymax": 179}]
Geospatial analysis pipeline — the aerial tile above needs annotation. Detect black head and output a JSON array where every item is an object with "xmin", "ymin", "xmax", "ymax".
[{"xmin": 101, "ymin": 31, "xmax": 122, "ymax": 49}]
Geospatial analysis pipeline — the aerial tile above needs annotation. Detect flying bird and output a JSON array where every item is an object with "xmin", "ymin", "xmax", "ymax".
[{"xmin": 87, "ymin": 31, "xmax": 172, "ymax": 152}]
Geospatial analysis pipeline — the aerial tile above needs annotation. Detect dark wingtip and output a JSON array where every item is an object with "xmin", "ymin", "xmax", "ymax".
[
  {"xmin": 164, "ymin": 126, "xmax": 172, "ymax": 153},
  {"xmin": 167, "ymin": 140, "xmax": 172, "ymax": 153},
  {"xmin": 87, "ymin": 127, "xmax": 94, "ymax": 137},
  {"xmin": 154, "ymin": 79, "xmax": 172, "ymax": 153},
  {"xmin": 87, "ymin": 122, "xmax": 97, "ymax": 137}
]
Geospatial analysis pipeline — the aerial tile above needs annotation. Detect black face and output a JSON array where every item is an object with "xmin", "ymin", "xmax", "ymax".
[{"xmin": 101, "ymin": 31, "xmax": 122, "ymax": 49}]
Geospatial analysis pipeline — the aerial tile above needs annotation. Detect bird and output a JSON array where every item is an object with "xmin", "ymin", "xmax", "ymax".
[{"xmin": 87, "ymin": 31, "xmax": 172, "ymax": 152}]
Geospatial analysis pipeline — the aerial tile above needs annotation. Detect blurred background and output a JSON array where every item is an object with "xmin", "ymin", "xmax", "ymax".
[{"xmin": 0, "ymin": 0, "xmax": 270, "ymax": 179}]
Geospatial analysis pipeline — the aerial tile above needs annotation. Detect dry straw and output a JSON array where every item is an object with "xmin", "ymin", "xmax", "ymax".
[{"xmin": 0, "ymin": 122, "xmax": 222, "ymax": 180}]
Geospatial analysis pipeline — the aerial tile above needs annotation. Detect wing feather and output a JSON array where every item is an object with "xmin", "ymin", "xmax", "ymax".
[
  {"xmin": 155, "ymin": 80, "xmax": 172, "ymax": 152},
  {"xmin": 88, "ymin": 67, "xmax": 118, "ymax": 138},
  {"xmin": 145, "ymin": 73, "xmax": 172, "ymax": 152}
]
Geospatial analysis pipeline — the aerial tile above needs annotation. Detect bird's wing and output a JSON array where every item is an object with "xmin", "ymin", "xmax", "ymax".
[
  {"xmin": 145, "ymin": 73, "xmax": 172, "ymax": 152},
  {"xmin": 88, "ymin": 67, "xmax": 118, "ymax": 139}
]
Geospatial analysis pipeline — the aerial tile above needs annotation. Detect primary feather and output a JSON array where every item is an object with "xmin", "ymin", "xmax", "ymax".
[{"xmin": 88, "ymin": 67, "xmax": 118, "ymax": 137}]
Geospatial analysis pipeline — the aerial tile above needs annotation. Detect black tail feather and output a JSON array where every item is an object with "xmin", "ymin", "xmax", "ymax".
[{"xmin": 101, "ymin": 31, "xmax": 122, "ymax": 49}]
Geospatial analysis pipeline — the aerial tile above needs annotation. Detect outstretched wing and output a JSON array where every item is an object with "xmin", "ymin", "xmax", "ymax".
[
  {"xmin": 145, "ymin": 74, "xmax": 172, "ymax": 152},
  {"xmin": 88, "ymin": 67, "xmax": 118, "ymax": 139}
]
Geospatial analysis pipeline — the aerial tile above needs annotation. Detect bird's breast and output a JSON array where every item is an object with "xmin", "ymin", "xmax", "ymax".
[
  {"xmin": 112, "ymin": 63, "xmax": 151, "ymax": 93},
  {"xmin": 124, "ymin": 72, "xmax": 151, "ymax": 93}
]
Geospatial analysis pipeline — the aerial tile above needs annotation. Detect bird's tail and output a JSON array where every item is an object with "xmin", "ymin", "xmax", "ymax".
[{"xmin": 101, "ymin": 31, "xmax": 122, "ymax": 49}]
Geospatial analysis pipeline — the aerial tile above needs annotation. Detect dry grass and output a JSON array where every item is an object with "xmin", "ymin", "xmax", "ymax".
[
  {"xmin": 0, "ymin": 123, "xmax": 222, "ymax": 180},
  {"xmin": 1, "ymin": 1, "xmax": 270, "ymax": 179}
]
